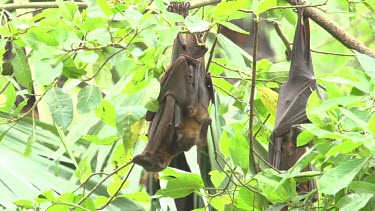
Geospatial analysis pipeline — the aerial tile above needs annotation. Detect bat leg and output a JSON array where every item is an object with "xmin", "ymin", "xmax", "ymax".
[{"xmin": 271, "ymin": 136, "xmax": 283, "ymax": 169}]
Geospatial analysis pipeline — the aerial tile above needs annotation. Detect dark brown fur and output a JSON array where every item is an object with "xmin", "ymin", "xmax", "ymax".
[{"xmin": 133, "ymin": 2, "xmax": 213, "ymax": 172}]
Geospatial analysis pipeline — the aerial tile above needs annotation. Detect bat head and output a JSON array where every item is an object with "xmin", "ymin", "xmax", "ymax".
[{"xmin": 133, "ymin": 151, "xmax": 174, "ymax": 172}]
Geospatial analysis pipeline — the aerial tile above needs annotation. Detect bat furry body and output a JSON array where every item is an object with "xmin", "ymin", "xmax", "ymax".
[
  {"xmin": 269, "ymin": 7, "xmax": 321, "ymax": 193},
  {"xmin": 133, "ymin": 2, "xmax": 213, "ymax": 172}
]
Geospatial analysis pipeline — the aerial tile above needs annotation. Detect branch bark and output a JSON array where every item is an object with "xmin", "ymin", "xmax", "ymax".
[{"xmin": 284, "ymin": 0, "xmax": 375, "ymax": 58}]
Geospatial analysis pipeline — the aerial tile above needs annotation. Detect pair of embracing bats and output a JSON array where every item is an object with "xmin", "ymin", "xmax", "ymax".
[
  {"xmin": 269, "ymin": 6, "xmax": 321, "ymax": 193},
  {"xmin": 133, "ymin": 2, "xmax": 213, "ymax": 172}
]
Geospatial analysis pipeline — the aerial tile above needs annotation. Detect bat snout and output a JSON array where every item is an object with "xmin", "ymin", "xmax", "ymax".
[{"xmin": 133, "ymin": 153, "xmax": 173, "ymax": 172}]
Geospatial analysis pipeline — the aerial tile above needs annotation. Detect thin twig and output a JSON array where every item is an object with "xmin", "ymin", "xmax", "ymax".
[
  {"xmin": 74, "ymin": 160, "xmax": 133, "ymax": 207},
  {"xmin": 249, "ymin": 17, "xmax": 260, "ymax": 173},
  {"xmin": 47, "ymin": 201, "xmax": 91, "ymax": 211},
  {"xmin": 311, "ymin": 49, "xmax": 355, "ymax": 57},
  {"xmin": 273, "ymin": 23, "xmax": 292, "ymax": 61},
  {"xmin": 98, "ymin": 163, "xmax": 135, "ymax": 210},
  {"xmin": 206, "ymin": 26, "xmax": 219, "ymax": 72}
]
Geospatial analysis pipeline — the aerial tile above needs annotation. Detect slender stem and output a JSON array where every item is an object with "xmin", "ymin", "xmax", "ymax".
[
  {"xmin": 74, "ymin": 160, "xmax": 133, "ymax": 207},
  {"xmin": 98, "ymin": 164, "xmax": 135, "ymax": 210},
  {"xmin": 249, "ymin": 16, "xmax": 260, "ymax": 174}
]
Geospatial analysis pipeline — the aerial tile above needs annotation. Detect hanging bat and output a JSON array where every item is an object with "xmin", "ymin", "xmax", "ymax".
[
  {"xmin": 133, "ymin": 2, "xmax": 213, "ymax": 172},
  {"xmin": 268, "ymin": 7, "xmax": 321, "ymax": 193}
]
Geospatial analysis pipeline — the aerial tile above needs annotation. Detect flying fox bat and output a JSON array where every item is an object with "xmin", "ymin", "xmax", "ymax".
[
  {"xmin": 133, "ymin": 2, "xmax": 213, "ymax": 172},
  {"xmin": 269, "ymin": 7, "xmax": 321, "ymax": 193}
]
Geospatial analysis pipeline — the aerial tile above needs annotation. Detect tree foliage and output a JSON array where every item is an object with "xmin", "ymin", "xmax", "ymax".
[{"xmin": 0, "ymin": 0, "xmax": 375, "ymax": 210}]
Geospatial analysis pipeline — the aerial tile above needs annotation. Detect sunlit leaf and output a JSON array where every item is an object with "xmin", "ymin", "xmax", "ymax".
[
  {"xmin": 319, "ymin": 158, "xmax": 368, "ymax": 195},
  {"xmin": 209, "ymin": 170, "xmax": 225, "ymax": 188},
  {"xmin": 156, "ymin": 168, "xmax": 204, "ymax": 198},
  {"xmin": 185, "ymin": 16, "xmax": 210, "ymax": 33},
  {"xmin": 229, "ymin": 131, "xmax": 249, "ymax": 172},
  {"xmin": 34, "ymin": 59, "xmax": 63, "ymax": 85},
  {"xmin": 10, "ymin": 44, "xmax": 32, "ymax": 91},
  {"xmin": 253, "ymin": 0, "xmax": 277, "ymax": 15},
  {"xmin": 77, "ymin": 85, "xmax": 102, "ymax": 114},
  {"xmin": 0, "ymin": 77, "xmax": 16, "ymax": 112},
  {"xmin": 45, "ymin": 87, "xmax": 73, "ymax": 131},
  {"xmin": 336, "ymin": 193, "xmax": 373, "ymax": 211},
  {"xmin": 258, "ymin": 87, "xmax": 278, "ymax": 116},
  {"xmin": 75, "ymin": 156, "xmax": 93, "ymax": 184},
  {"xmin": 368, "ymin": 114, "xmax": 375, "ymax": 136},
  {"xmin": 95, "ymin": 99, "xmax": 116, "ymax": 127}
]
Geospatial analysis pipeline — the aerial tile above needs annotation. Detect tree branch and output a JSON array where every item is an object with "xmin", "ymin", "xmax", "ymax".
[
  {"xmin": 0, "ymin": 2, "xmax": 89, "ymax": 10},
  {"xmin": 284, "ymin": 0, "xmax": 375, "ymax": 58},
  {"xmin": 2, "ymin": 0, "xmax": 373, "ymax": 58}
]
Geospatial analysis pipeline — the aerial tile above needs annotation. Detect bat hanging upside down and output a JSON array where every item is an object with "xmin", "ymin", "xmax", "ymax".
[
  {"xmin": 269, "ymin": 4, "xmax": 322, "ymax": 193},
  {"xmin": 133, "ymin": 2, "xmax": 214, "ymax": 172}
]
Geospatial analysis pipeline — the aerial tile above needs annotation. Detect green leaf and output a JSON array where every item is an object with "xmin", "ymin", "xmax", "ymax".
[
  {"xmin": 0, "ymin": 77, "xmax": 16, "ymax": 112},
  {"xmin": 10, "ymin": 44, "xmax": 32, "ymax": 91},
  {"xmin": 339, "ymin": 108, "xmax": 368, "ymax": 131},
  {"xmin": 239, "ymin": 186, "xmax": 268, "ymax": 210},
  {"xmin": 219, "ymin": 131, "xmax": 230, "ymax": 158},
  {"xmin": 253, "ymin": 0, "xmax": 277, "ymax": 15},
  {"xmin": 97, "ymin": 0, "xmax": 113, "ymax": 16},
  {"xmin": 255, "ymin": 169, "xmax": 297, "ymax": 203},
  {"xmin": 22, "ymin": 30, "xmax": 59, "ymax": 50},
  {"xmin": 229, "ymin": 131, "xmax": 249, "ymax": 171},
  {"xmin": 13, "ymin": 199, "xmax": 35, "ymax": 209},
  {"xmin": 219, "ymin": 22, "xmax": 249, "ymax": 34},
  {"xmin": 45, "ymin": 87, "xmax": 74, "ymax": 131},
  {"xmin": 124, "ymin": 7, "xmax": 143, "ymax": 29},
  {"xmin": 75, "ymin": 156, "xmax": 93, "ymax": 183},
  {"xmin": 34, "ymin": 59, "xmax": 63, "ymax": 85},
  {"xmin": 159, "ymin": 26, "xmax": 180, "ymax": 47},
  {"xmin": 107, "ymin": 175, "xmax": 129, "ymax": 196},
  {"xmin": 81, "ymin": 17, "xmax": 108, "ymax": 33},
  {"xmin": 325, "ymin": 140, "xmax": 363, "ymax": 157},
  {"xmin": 94, "ymin": 196, "xmax": 109, "ymax": 208},
  {"xmin": 58, "ymin": 2, "xmax": 78, "ymax": 21},
  {"xmin": 368, "ymin": 113, "xmax": 375, "ymax": 136},
  {"xmin": 213, "ymin": 1, "xmax": 242, "ymax": 21},
  {"xmin": 34, "ymin": 190, "xmax": 55, "ymax": 203},
  {"xmin": 77, "ymin": 85, "xmax": 102, "ymax": 114},
  {"xmin": 185, "ymin": 16, "xmax": 210, "ymax": 33},
  {"xmin": 349, "ymin": 181, "xmax": 375, "ymax": 195},
  {"xmin": 118, "ymin": 192, "xmax": 151, "ymax": 202},
  {"xmin": 319, "ymin": 158, "xmax": 368, "ymax": 195},
  {"xmin": 115, "ymin": 106, "xmax": 146, "ymax": 136},
  {"xmin": 73, "ymin": 194, "xmax": 96, "ymax": 211},
  {"xmin": 95, "ymin": 99, "xmax": 116, "ymax": 127},
  {"xmin": 258, "ymin": 87, "xmax": 278, "ymax": 116},
  {"xmin": 217, "ymin": 34, "xmax": 247, "ymax": 69},
  {"xmin": 354, "ymin": 50, "xmax": 375, "ymax": 78},
  {"xmin": 156, "ymin": 168, "xmax": 204, "ymax": 198},
  {"xmin": 322, "ymin": 67, "xmax": 371, "ymax": 93},
  {"xmin": 82, "ymin": 135, "xmax": 119, "ymax": 145},
  {"xmin": 209, "ymin": 170, "xmax": 225, "ymax": 188},
  {"xmin": 336, "ymin": 193, "xmax": 373, "ymax": 211},
  {"xmin": 297, "ymin": 130, "xmax": 315, "ymax": 147}
]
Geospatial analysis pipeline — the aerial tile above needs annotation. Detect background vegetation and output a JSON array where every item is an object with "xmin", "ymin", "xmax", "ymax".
[{"xmin": 0, "ymin": 0, "xmax": 374, "ymax": 210}]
